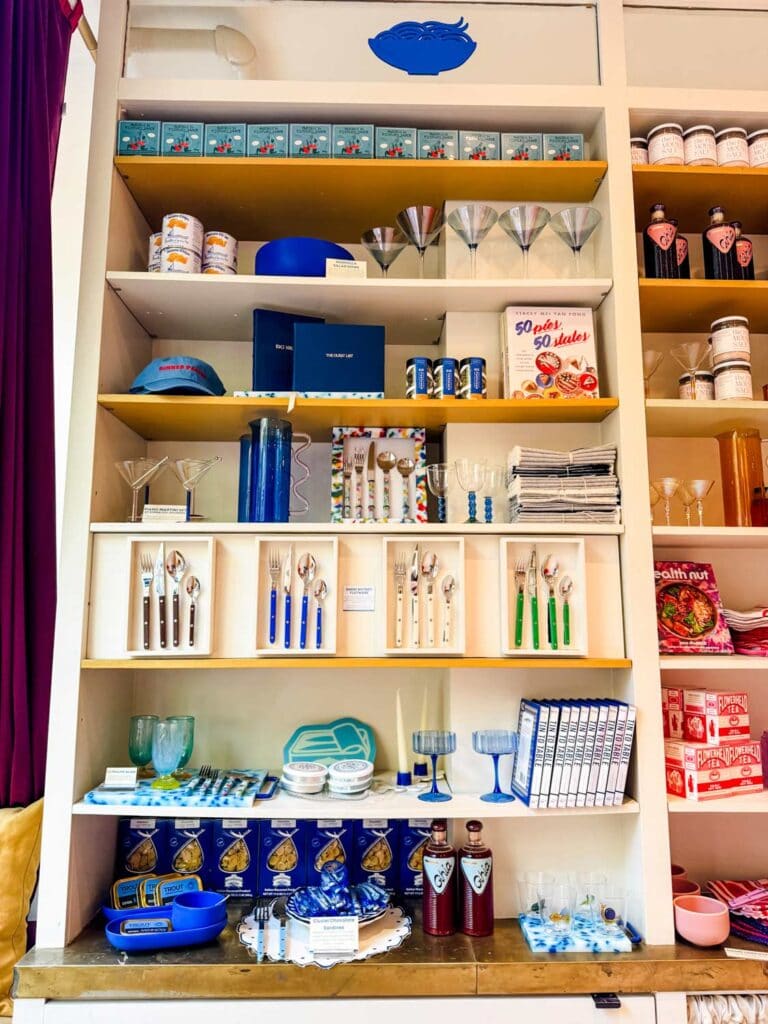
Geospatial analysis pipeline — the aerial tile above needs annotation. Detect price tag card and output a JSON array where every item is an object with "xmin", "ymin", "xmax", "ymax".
[
  {"xmin": 325, "ymin": 258, "xmax": 367, "ymax": 279},
  {"xmin": 102, "ymin": 767, "xmax": 138, "ymax": 790},
  {"xmin": 343, "ymin": 585, "xmax": 375, "ymax": 612},
  {"xmin": 308, "ymin": 916, "xmax": 359, "ymax": 955}
]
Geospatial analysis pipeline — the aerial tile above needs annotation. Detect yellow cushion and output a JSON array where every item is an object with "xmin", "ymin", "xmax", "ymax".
[{"xmin": 0, "ymin": 800, "xmax": 43, "ymax": 1017}]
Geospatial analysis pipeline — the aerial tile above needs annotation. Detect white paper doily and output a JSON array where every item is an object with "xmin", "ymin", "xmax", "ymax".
[{"xmin": 237, "ymin": 906, "xmax": 412, "ymax": 969}]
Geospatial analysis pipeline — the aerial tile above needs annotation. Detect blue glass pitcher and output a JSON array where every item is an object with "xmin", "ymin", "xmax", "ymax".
[{"xmin": 238, "ymin": 418, "xmax": 310, "ymax": 522}]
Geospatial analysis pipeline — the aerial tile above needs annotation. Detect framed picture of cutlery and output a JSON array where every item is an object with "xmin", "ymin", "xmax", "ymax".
[
  {"xmin": 331, "ymin": 427, "xmax": 427, "ymax": 524},
  {"xmin": 381, "ymin": 538, "xmax": 465, "ymax": 656},
  {"xmin": 124, "ymin": 537, "xmax": 216, "ymax": 657},
  {"xmin": 254, "ymin": 537, "xmax": 339, "ymax": 655},
  {"xmin": 499, "ymin": 538, "xmax": 586, "ymax": 657}
]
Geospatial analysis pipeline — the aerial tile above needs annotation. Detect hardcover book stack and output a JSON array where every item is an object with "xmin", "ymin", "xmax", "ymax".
[
  {"xmin": 511, "ymin": 698, "xmax": 636, "ymax": 808},
  {"xmin": 507, "ymin": 444, "xmax": 620, "ymax": 524}
]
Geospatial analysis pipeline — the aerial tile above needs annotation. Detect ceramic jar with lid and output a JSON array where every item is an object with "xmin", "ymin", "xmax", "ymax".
[
  {"xmin": 714, "ymin": 360, "xmax": 753, "ymax": 400},
  {"xmin": 647, "ymin": 123, "xmax": 684, "ymax": 165},
  {"xmin": 710, "ymin": 316, "xmax": 751, "ymax": 365},
  {"xmin": 715, "ymin": 127, "xmax": 749, "ymax": 167},
  {"xmin": 747, "ymin": 129, "xmax": 768, "ymax": 167},
  {"xmin": 683, "ymin": 125, "xmax": 716, "ymax": 166},
  {"xmin": 679, "ymin": 371, "xmax": 714, "ymax": 401},
  {"xmin": 630, "ymin": 137, "xmax": 649, "ymax": 164}
]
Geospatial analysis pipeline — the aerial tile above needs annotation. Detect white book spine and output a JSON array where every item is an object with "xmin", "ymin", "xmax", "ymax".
[
  {"xmin": 539, "ymin": 705, "xmax": 560, "ymax": 810},
  {"xmin": 548, "ymin": 705, "xmax": 571, "ymax": 808},
  {"xmin": 605, "ymin": 704, "xmax": 629, "ymax": 807},
  {"xmin": 595, "ymin": 703, "xmax": 619, "ymax": 807},
  {"xmin": 577, "ymin": 704, "xmax": 599, "ymax": 807},
  {"xmin": 529, "ymin": 704, "xmax": 550, "ymax": 810},
  {"xmin": 586, "ymin": 704, "xmax": 609, "ymax": 807},
  {"xmin": 613, "ymin": 705, "xmax": 637, "ymax": 806},
  {"xmin": 558, "ymin": 704, "xmax": 580, "ymax": 809},
  {"xmin": 568, "ymin": 704, "xmax": 589, "ymax": 808}
]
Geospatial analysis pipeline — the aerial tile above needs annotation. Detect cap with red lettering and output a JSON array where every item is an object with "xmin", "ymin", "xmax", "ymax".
[{"xmin": 130, "ymin": 355, "xmax": 225, "ymax": 396}]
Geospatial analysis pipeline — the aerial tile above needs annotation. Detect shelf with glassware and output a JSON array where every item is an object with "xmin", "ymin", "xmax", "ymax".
[
  {"xmin": 652, "ymin": 526, "xmax": 768, "ymax": 549},
  {"xmin": 639, "ymin": 281, "xmax": 768, "ymax": 333}
]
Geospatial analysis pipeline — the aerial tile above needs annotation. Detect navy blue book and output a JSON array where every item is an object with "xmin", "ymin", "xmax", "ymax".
[
  {"xmin": 252, "ymin": 309, "xmax": 324, "ymax": 393},
  {"xmin": 292, "ymin": 323, "xmax": 385, "ymax": 396}
]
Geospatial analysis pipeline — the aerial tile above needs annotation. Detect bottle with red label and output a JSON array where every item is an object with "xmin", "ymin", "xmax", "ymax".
[
  {"xmin": 669, "ymin": 218, "xmax": 690, "ymax": 279},
  {"xmin": 732, "ymin": 221, "xmax": 755, "ymax": 281},
  {"xmin": 643, "ymin": 204, "xmax": 678, "ymax": 278},
  {"xmin": 422, "ymin": 819, "xmax": 456, "ymax": 936},
  {"xmin": 703, "ymin": 206, "xmax": 736, "ymax": 279},
  {"xmin": 458, "ymin": 820, "xmax": 494, "ymax": 937}
]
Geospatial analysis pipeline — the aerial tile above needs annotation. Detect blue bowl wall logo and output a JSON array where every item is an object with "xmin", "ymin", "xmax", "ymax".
[{"xmin": 368, "ymin": 17, "xmax": 477, "ymax": 76}]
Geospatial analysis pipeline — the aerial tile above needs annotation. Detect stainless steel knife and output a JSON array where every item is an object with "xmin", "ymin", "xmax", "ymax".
[
  {"xmin": 366, "ymin": 442, "xmax": 376, "ymax": 522},
  {"xmin": 154, "ymin": 542, "xmax": 166, "ymax": 649},
  {"xmin": 527, "ymin": 547, "xmax": 539, "ymax": 651},
  {"xmin": 283, "ymin": 543, "xmax": 293, "ymax": 649},
  {"xmin": 409, "ymin": 545, "xmax": 420, "ymax": 648}
]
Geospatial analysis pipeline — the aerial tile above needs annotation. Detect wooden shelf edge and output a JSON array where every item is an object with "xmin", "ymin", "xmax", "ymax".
[
  {"xmin": 81, "ymin": 657, "xmax": 631, "ymax": 670},
  {"xmin": 115, "ymin": 155, "xmax": 608, "ymax": 174}
]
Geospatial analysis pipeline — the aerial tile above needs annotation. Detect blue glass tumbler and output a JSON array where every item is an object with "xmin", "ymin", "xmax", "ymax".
[
  {"xmin": 237, "ymin": 435, "xmax": 251, "ymax": 522},
  {"xmin": 247, "ymin": 418, "xmax": 293, "ymax": 523}
]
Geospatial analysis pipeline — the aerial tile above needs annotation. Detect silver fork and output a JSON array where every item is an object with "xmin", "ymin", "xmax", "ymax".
[
  {"xmin": 394, "ymin": 555, "xmax": 407, "ymax": 648},
  {"xmin": 268, "ymin": 548, "xmax": 282, "ymax": 645},
  {"xmin": 342, "ymin": 457, "xmax": 353, "ymax": 520},
  {"xmin": 353, "ymin": 449, "xmax": 366, "ymax": 521},
  {"xmin": 514, "ymin": 558, "xmax": 527, "ymax": 648},
  {"xmin": 252, "ymin": 896, "xmax": 274, "ymax": 963},
  {"xmin": 140, "ymin": 554, "xmax": 153, "ymax": 650}
]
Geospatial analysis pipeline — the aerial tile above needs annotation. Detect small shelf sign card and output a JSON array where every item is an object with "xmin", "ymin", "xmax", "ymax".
[
  {"xmin": 309, "ymin": 915, "xmax": 359, "ymax": 955},
  {"xmin": 368, "ymin": 17, "xmax": 477, "ymax": 75}
]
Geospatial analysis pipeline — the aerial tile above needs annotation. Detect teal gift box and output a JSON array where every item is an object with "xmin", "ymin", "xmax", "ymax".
[
  {"xmin": 204, "ymin": 123, "xmax": 246, "ymax": 157},
  {"xmin": 501, "ymin": 133, "xmax": 542, "ymax": 161},
  {"xmin": 332, "ymin": 124, "xmax": 374, "ymax": 158},
  {"xmin": 418, "ymin": 129, "xmax": 458, "ymax": 160},
  {"xmin": 543, "ymin": 133, "xmax": 584, "ymax": 161},
  {"xmin": 459, "ymin": 131, "xmax": 500, "ymax": 161},
  {"xmin": 161, "ymin": 122, "xmax": 203, "ymax": 157},
  {"xmin": 116, "ymin": 120, "xmax": 160, "ymax": 157},
  {"xmin": 376, "ymin": 126, "xmax": 417, "ymax": 159},
  {"xmin": 247, "ymin": 124, "xmax": 288, "ymax": 158},
  {"xmin": 290, "ymin": 124, "xmax": 331, "ymax": 158}
]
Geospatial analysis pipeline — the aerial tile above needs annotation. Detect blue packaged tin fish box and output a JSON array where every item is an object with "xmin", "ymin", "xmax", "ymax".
[
  {"xmin": 258, "ymin": 819, "xmax": 308, "ymax": 896},
  {"xmin": 209, "ymin": 819, "xmax": 260, "ymax": 897},
  {"xmin": 116, "ymin": 817, "xmax": 169, "ymax": 876},
  {"xmin": 167, "ymin": 818, "xmax": 214, "ymax": 878},
  {"xmin": 398, "ymin": 818, "xmax": 431, "ymax": 896},
  {"xmin": 307, "ymin": 819, "xmax": 356, "ymax": 887},
  {"xmin": 354, "ymin": 820, "xmax": 400, "ymax": 893}
]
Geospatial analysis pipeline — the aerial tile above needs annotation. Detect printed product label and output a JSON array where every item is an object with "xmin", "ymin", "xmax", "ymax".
[
  {"xmin": 461, "ymin": 856, "xmax": 492, "ymax": 895},
  {"xmin": 684, "ymin": 134, "xmax": 716, "ymax": 164},
  {"xmin": 736, "ymin": 240, "xmax": 753, "ymax": 268},
  {"xmin": 676, "ymin": 237, "xmax": 689, "ymax": 265},
  {"xmin": 646, "ymin": 223, "xmax": 676, "ymax": 252},
  {"xmin": 749, "ymin": 136, "xmax": 768, "ymax": 166},
  {"xmin": 648, "ymin": 132, "xmax": 684, "ymax": 164},
  {"xmin": 716, "ymin": 136, "xmax": 748, "ymax": 165},
  {"xmin": 423, "ymin": 855, "xmax": 455, "ymax": 894},
  {"xmin": 706, "ymin": 225, "xmax": 736, "ymax": 254},
  {"xmin": 711, "ymin": 324, "xmax": 750, "ymax": 355}
]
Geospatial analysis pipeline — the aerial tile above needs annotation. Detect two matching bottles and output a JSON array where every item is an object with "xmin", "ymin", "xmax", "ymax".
[
  {"xmin": 643, "ymin": 203, "xmax": 754, "ymax": 280},
  {"xmin": 422, "ymin": 819, "xmax": 494, "ymax": 937}
]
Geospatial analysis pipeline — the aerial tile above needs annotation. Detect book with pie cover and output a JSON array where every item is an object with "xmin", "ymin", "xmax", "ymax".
[{"xmin": 654, "ymin": 560, "xmax": 734, "ymax": 655}]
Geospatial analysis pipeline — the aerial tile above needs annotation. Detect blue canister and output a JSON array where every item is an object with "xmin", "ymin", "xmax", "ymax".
[
  {"xmin": 459, "ymin": 357, "xmax": 487, "ymax": 399},
  {"xmin": 241, "ymin": 418, "xmax": 293, "ymax": 522},
  {"xmin": 433, "ymin": 357, "xmax": 458, "ymax": 398},
  {"xmin": 406, "ymin": 357, "xmax": 433, "ymax": 398}
]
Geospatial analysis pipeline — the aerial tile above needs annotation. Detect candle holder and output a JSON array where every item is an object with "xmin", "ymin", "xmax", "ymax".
[
  {"xmin": 472, "ymin": 729, "xmax": 517, "ymax": 803},
  {"xmin": 413, "ymin": 730, "xmax": 456, "ymax": 802}
]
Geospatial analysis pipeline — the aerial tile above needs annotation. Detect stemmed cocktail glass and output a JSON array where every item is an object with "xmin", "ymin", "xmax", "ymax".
[
  {"xmin": 151, "ymin": 719, "xmax": 185, "ymax": 790},
  {"xmin": 427, "ymin": 463, "xmax": 451, "ymax": 524},
  {"xmin": 548, "ymin": 207, "xmax": 601, "ymax": 276},
  {"xmin": 671, "ymin": 342, "xmax": 710, "ymax": 400},
  {"xmin": 446, "ymin": 203, "xmax": 499, "ymax": 278},
  {"xmin": 473, "ymin": 730, "xmax": 517, "ymax": 803},
  {"xmin": 413, "ymin": 730, "xmax": 456, "ymax": 802},
  {"xmin": 129, "ymin": 714, "xmax": 158, "ymax": 778},
  {"xmin": 361, "ymin": 227, "xmax": 408, "ymax": 277},
  {"xmin": 653, "ymin": 477, "xmax": 680, "ymax": 526},
  {"xmin": 643, "ymin": 350, "xmax": 664, "ymax": 399},
  {"xmin": 455, "ymin": 458, "xmax": 486, "ymax": 524},
  {"xmin": 396, "ymin": 205, "xmax": 444, "ymax": 279},
  {"xmin": 172, "ymin": 457, "xmax": 222, "ymax": 521},
  {"xmin": 685, "ymin": 479, "xmax": 714, "ymax": 526},
  {"xmin": 498, "ymin": 205, "xmax": 551, "ymax": 278},
  {"xmin": 116, "ymin": 457, "xmax": 169, "ymax": 523}
]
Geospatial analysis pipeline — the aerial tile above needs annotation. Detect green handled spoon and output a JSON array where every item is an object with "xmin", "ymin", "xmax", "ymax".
[{"xmin": 559, "ymin": 575, "xmax": 573, "ymax": 647}]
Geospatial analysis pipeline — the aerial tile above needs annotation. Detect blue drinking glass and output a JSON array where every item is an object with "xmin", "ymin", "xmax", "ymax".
[
  {"xmin": 473, "ymin": 730, "xmax": 517, "ymax": 803},
  {"xmin": 413, "ymin": 730, "xmax": 456, "ymax": 802},
  {"xmin": 248, "ymin": 418, "xmax": 292, "ymax": 522},
  {"xmin": 237, "ymin": 435, "xmax": 251, "ymax": 522}
]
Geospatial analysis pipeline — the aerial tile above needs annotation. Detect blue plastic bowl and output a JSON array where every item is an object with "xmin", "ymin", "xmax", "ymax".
[
  {"xmin": 171, "ymin": 890, "xmax": 228, "ymax": 931},
  {"xmin": 255, "ymin": 237, "xmax": 354, "ymax": 277}
]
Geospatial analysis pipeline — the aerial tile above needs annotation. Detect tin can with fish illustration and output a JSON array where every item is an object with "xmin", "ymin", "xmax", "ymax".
[
  {"xmin": 202, "ymin": 230, "xmax": 238, "ymax": 270},
  {"xmin": 433, "ymin": 357, "xmax": 458, "ymax": 398},
  {"xmin": 160, "ymin": 247, "xmax": 202, "ymax": 274},
  {"xmin": 162, "ymin": 212, "xmax": 203, "ymax": 255},
  {"xmin": 406, "ymin": 357, "xmax": 432, "ymax": 398},
  {"xmin": 148, "ymin": 232, "xmax": 163, "ymax": 272}
]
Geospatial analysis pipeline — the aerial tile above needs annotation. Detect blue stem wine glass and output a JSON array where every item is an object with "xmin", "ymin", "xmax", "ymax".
[
  {"xmin": 455, "ymin": 458, "xmax": 486, "ymax": 524},
  {"xmin": 473, "ymin": 730, "xmax": 518, "ymax": 803},
  {"xmin": 413, "ymin": 730, "xmax": 456, "ymax": 802}
]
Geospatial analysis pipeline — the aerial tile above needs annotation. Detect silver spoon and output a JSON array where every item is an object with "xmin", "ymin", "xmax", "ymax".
[
  {"xmin": 185, "ymin": 575, "xmax": 200, "ymax": 648},
  {"xmin": 314, "ymin": 578, "xmax": 328, "ymax": 649},
  {"xmin": 441, "ymin": 574, "xmax": 455, "ymax": 646},
  {"xmin": 541, "ymin": 555, "xmax": 560, "ymax": 650},
  {"xmin": 165, "ymin": 549, "xmax": 187, "ymax": 648},
  {"xmin": 420, "ymin": 552, "xmax": 439, "ymax": 647},
  {"xmin": 377, "ymin": 450, "xmax": 398, "ymax": 521},
  {"xmin": 559, "ymin": 575, "xmax": 573, "ymax": 647},
  {"xmin": 297, "ymin": 553, "xmax": 317, "ymax": 650},
  {"xmin": 396, "ymin": 457, "xmax": 416, "ymax": 522}
]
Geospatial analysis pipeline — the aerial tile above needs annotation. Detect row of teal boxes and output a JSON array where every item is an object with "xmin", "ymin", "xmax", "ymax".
[
  {"xmin": 117, "ymin": 120, "xmax": 584, "ymax": 162},
  {"xmin": 117, "ymin": 816, "xmax": 432, "ymax": 900}
]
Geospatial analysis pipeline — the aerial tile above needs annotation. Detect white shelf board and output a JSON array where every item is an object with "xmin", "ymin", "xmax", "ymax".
[
  {"xmin": 668, "ymin": 792, "xmax": 768, "ymax": 814},
  {"xmin": 646, "ymin": 399, "xmax": 768, "ymax": 438},
  {"xmin": 653, "ymin": 527, "xmax": 768, "ymax": 549},
  {"xmin": 629, "ymin": 86, "xmax": 768, "ymax": 126},
  {"xmin": 660, "ymin": 655, "xmax": 768, "ymax": 672},
  {"xmin": 106, "ymin": 272, "xmax": 613, "ymax": 346},
  {"xmin": 72, "ymin": 792, "xmax": 638, "ymax": 820},
  {"xmin": 90, "ymin": 521, "xmax": 624, "ymax": 536}
]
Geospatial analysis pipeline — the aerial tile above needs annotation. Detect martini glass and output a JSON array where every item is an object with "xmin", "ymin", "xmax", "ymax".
[
  {"xmin": 151, "ymin": 719, "xmax": 185, "ymax": 790},
  {"xmin": 171, "ymin": 456, "xmax": 222, "ymax": 521},
  {"xmin": 361, "ymin": 227, "xmax": 408, "ymax": 277},
  {"xmin": 128, "ymin": 714, "xmax": 158, "ymax": 779},
  {"xmin": 548, "ymin": 207, "xmax": 601, "ymax": 276},
  {"xmin": 649, "ymin": 483, "xmax": 661, "ymax": 524},
  {"xmin": 413, "ymin": 730, "xmax": 456, "ymax": 802},
  {"xmin": 671, "ymin": 342, "xmax": 710, "ymax": 399},
  {"xmin": 652, "ymin": 477, "xmax": 680, "ymax": 526},
  {"xmin": 472, "ymin": 730, "xmax": 517, "ymax": 803},
  {"xmin": 498, "ymin": 205, "xmax": 551, "ymax": 278},
  {"xmin": 483, "ymin": 464, "xmax": 508, "ymax": 523},
  {"xmin": 678, "ymin": 482, "xmax": 697, "ymax": 526},
  {"xmin": 455, "ymin": 458, "xmax": 487, "ymax": 523},
  {"xmin": 115, "ymin": 457, "xmax": 169, "ymax": 523},
  {"xmin": 643, "ymin": 350, "xmax": 664, "ymax": 398},
  {"xmin": 427, "ymin": 462, "xmax": 451, "ymax": 523},
  {"xmin": 396, "ymin": 205, "xmax": 444, "ymax": 279},
  {"xmin": 685, "ymin": 479, "xmax": 714, "ymax": 526},
  {"xmin": 446, "ymin": 203, "xmax": 499, "ymax": 278}
]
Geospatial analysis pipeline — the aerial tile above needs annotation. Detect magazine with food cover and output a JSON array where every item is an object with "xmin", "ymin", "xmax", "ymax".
[{"xmin": 654, "ymin": 561, "xmax": 734, "ymax": 655}]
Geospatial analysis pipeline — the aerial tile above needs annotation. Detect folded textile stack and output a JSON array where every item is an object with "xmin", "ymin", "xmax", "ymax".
[
  {"xmin": 706, "ymin": 878, "xmax": 768, "ymax": 945},
  {"xmin": 723, "ymin": 607, "xmax": 768, "ymax": 657},
  {"xmin": 507, "ymin": 444, "xmax": 621, "ymax": 524}
]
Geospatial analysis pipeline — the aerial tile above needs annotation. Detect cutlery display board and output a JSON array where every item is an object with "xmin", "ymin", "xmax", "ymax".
[
  {"xmin": 381, "ymin": 537, "xmax": 465, "ymax": 655},
  {"xmin": 254, "ymin": 536, "xmax": 339, "ymax": 655},
  {"xmin": 124, "ymin": 536, "xmax": 216, "ymax": 657},
  {"xmin": 331, "ymin": 427, "xmax": 427, "ymax": 524},
  {"xmin": 499, "ymin": 537, "xmax": 587, "ymax": 657}
]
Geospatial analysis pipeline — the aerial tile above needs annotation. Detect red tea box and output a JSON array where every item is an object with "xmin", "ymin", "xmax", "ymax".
[
  {"xmin": 654, "ymin": 562, "xmax": 734, "ymax": 655},
  {"xmin": 662, "ymin": 686, "xmax": 684, "ymax": 739},
  {"xmin": 725, "ymin": 741, "xmax": 764, "ymax": 792},
  {"xmin": 683, "ymin": 688, "xmax": 750, "ymax": 744},
  {"xmin": 665, "ymin": 739, "xmax": 762, "ymax": 800}
]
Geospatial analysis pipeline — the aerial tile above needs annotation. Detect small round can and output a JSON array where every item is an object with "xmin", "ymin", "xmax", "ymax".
[
  {"xmin": 406, "ymin": 357, "xmax": 433, "ymax": 398},
  {"xmin": 433, "ymin": 357, "xmax": 458, "ymax": 398},
  {"xmin": 161, "ymin": 212, "xmax": 203, "ymax": 254},
  {"xmin": 459, "ymin": 357, "xmax": 487, "ymax": 399},
  {"xmin": 148, "ymin": 232, "xmax": 163, "ymax": 272},
  {"xmin": 160, "ymin": 246, "xmax": 202, "ymax": 274},
  {"xmin": 203, "ymin": 230, "xmax": 238, "ymax": 269},
  {"xmin": 201, "ymin": 264, "xmax": 238, "ymax": 275}
]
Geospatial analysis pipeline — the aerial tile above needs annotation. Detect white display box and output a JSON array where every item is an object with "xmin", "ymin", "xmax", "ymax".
[
  {"xmin": 254, "ymin": 536, "xmax": 338, "ymax": 656},
  {"xmin": 499, "ymin": 537, "xmax": 587, "ymax": 657},
  {"xmin": 381, "ymin": 537, "xmax": 465, "ymax": 656},
  {"xmin": 124, "ymin": 536, "xmax": 216, "ymax": 657}
]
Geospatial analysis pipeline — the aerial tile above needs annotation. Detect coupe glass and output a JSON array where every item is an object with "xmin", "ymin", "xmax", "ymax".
[
  {"xmin": 472, "ymin": 730, "xmax": 517, "ymax": 803},
  {"xmin": 361, "ymin": 226, "xmax": 408, "ymax": 277},
  {"xmin": 426, "ymin": 463, "xmax": 451, "ymax": 523},
  {"xmin": 483, "ymin": 464, "xmax": 507, "ymax": 524},
  {"xmin": 548, "ymin": 207, "xmax": 601, "ymax": 276},
  {"xmin": 412, "ymin": 730, "xmax": 456, "ymax": 802},
  {"xmin": 455, "ymin": 458, "xmax": 487, "ymax": 524},
  {"xmin": 396, "ymin": 205, "xmax": 444, "ymax": 278},
  {"xmin": 167, "ymin": 715, "xmax": 195, "ymax": 779},
  {"xmin": 498, "ymin": 205, "xmax": 551, "ymax": 278},
  {"xmin": 171, "ymin": 456, "xmax": 222, "ymax": 521},
  {"xmin": 128, "ymin": 714, "xmax": 158, "ymax": 778},
  {"xmin": 446, "ymin": 203, "xmax": 499, "ymax": 278},
  {"xmin": 649, "ymin": 483, "xmax": 661, "ymax": 524},
  {"xmin": 151, "ymin": 719, "xmax": 185, "ymax": 790},
  {"xmin": 652, "ymin": 477, "xmax": 680, "ymax": 526},
  {"xmin": 678, "ymin": 482, "xmax": 697, "ymax": 527},
  {"xmin": 671, "ymin": 342, "xmax": 710, "ymax": 399},
  {"xmin": 643, "ymin": 350, "xmax": 664, "ymax": 398},
  {"xmin": 115, "ymin": 457, "xmax": 169, "ymax": 523},
  {"xmin": 685, "ymin": 479, "xmax": 714, "ymax": 526}
]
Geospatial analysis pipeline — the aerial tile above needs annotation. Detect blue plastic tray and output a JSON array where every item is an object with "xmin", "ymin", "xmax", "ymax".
[
  {"xmin": 102, "ymin": 904, "xmax": 172, "ymax": 923},
  {"xmin": 105, "ymin": 916, "xmax": 227, "ymax": 953}
]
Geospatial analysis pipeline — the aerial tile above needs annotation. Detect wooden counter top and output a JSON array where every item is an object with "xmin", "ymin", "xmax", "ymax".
[{"xmin": 14, "ymin": 908, "xmax": 768, "ymax": 1001}]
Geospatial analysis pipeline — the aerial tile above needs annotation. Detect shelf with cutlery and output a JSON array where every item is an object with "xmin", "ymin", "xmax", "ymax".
[{"xmin": 80, "ymin": 657, "xmax": 633, "ymax": 670}]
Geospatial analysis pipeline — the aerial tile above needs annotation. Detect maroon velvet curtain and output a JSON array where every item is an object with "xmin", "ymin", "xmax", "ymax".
[{"xmin": 0, "ymin": 0, "xmax": 81, "ymax": 807}]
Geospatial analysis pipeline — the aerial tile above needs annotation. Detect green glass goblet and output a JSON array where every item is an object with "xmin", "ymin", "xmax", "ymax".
[{"xmin": 128, "ymin": 715, "xmax": 158, "ymax": 779}]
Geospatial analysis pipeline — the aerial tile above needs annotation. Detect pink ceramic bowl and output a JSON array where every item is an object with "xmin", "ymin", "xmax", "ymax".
[
  {"xmin": 672, "ymin": 878, "xmax": 701, "ymax": 899},
  {"xmin": 674, "ymin": 895, "xmax": 730, "ymax": 947},
  {"xmin": 671, "ymin": 863, "xmax": 687, "ymax": 879}
]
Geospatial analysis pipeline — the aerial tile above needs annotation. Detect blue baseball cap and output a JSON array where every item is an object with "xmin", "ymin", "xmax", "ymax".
[{"xmin": 130, "ymin": 356, "xmax": 225, "ymax": 396}]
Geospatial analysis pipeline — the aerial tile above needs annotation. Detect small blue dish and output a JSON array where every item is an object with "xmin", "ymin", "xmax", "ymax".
[
  {"xmin": 105, "ymin": 917, "xmax": 226, "ymax": 953},
  {"xmin": 171, "ymin": 891, "xmax": 228, "ymax": 931},
  {"xmin": 255, "ymin": 237, "xmax": 354, "ymax": 277}
]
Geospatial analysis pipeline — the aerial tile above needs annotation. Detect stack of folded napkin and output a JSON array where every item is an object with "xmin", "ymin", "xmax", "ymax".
[
  {"xmin": 507, "ymin": 444, "xmax": 621, "ymax": 524},
  {"xmin": 722, "ymin": 607, "xmax": 768, "ymax": 657}
]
